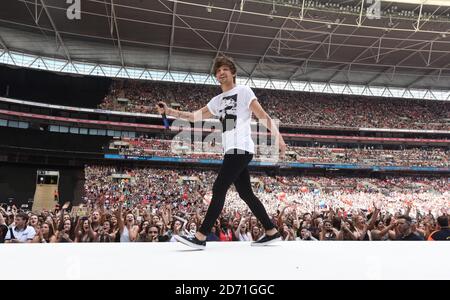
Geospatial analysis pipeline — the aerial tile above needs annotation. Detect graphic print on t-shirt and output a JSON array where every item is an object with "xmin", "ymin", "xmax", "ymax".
[{"xmin": 218, "ymin": 94, "xmax": 237, "ymax": 132}]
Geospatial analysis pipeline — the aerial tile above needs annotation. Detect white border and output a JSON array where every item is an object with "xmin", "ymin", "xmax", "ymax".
[{"xmin": 0, "ymin": 242, "xmax": 449, "ymax": 280}]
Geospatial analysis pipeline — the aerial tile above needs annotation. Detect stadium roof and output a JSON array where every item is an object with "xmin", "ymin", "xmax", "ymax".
[{"xmin": 1, "ymin": 0, "xmax": 450, "ymax": 90}]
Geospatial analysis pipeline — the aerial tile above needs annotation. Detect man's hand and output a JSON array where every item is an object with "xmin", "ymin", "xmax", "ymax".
[
  {"xmin": 373, "ymin": 200, "xmax": 382, "ymax": 210},
  {"xmin": 156, "ymin": 102, "xmax": 168, "ymax": 114},
  {"xmin": 340, "ymin": 221, "xmax": 347, "ymax": 231},
  {"xmin": 406, "ymin": 201, "xmax": 413, "ymax": 210}
]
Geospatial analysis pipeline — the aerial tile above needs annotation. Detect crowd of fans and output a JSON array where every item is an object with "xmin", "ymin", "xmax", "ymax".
[
  {"xmin": 99, "ymin": 80, "xmax": 450, "ymax": 130},
  {"xmin": 2, "ymin": 166, "xmax": 447, "ymax": 243},
  {"xmin": 109, "ymin": 137, "xmax": 449, "ymax": 167}
]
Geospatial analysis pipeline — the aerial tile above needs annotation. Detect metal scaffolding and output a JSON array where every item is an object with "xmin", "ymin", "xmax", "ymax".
[{"xmin": 1, "ymin": 49, "xmax": 449, "ymax": 101}]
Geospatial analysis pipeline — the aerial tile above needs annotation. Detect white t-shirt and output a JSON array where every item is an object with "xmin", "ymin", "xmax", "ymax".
[
  {"xmin": 207, "ymin": 85, "xmax": 256, "ymax": 154},
  {"xmin": 5, "ymin": 225, "xmax": 36, "ymax": 242}
]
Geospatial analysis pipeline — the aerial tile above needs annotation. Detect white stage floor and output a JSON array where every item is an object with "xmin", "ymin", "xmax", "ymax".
[{"xmin": 1, "ymin": 241, "xmax": 449, "ymax": 280}]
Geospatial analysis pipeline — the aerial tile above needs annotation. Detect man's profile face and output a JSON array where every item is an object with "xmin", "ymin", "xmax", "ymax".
[
  {"xmin": 14, "ymin": 216, "xmax": 26, "ymax": 228},
  {"xmin": 396, "ymin": 219, "xmax": 409, "ymax": 235}
]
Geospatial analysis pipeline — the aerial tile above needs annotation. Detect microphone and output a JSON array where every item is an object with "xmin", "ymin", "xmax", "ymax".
[{"xmin": 158, "ymin": 103, "xmax": 170, "ymax": 130}]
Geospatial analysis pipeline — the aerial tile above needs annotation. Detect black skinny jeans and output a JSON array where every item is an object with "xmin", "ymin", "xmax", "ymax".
[{"xmin": 199, "ymin": 149, "xmax": 276, "ymax": 236}]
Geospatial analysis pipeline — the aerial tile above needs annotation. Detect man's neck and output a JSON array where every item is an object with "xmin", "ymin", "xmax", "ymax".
[
  {"xmin": 221, "ymin": 83, "xmax": 236, "ymax": 93},
  {"xmin": 15, "ymin": 224, "xmax": 25, "ymax": 230}
]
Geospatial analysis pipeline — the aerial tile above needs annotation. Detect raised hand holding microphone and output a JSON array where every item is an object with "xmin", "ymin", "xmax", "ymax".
[{"xmin": 156, "ymin": 101, "xmax": 170, "ymax": 130}]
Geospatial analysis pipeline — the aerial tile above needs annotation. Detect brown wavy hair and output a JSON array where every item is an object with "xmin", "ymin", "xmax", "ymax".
[{"xmin": 213, "ymin": 56, "xmax": 237, "ymax": 83}]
